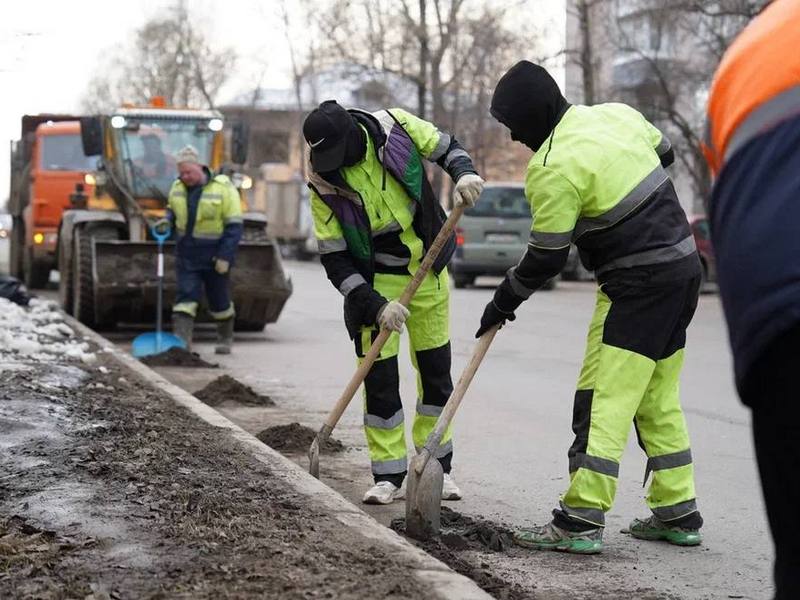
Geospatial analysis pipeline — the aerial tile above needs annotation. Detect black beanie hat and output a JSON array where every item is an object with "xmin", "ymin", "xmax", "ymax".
[{"xmin": 490, "ymin": 61, "xmax": 569, "ymax": 151}]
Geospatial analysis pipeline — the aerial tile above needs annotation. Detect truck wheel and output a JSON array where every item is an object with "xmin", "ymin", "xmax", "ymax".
[
  {"xmin": 23, "ymin": 247, "xmax": 50, "ymax": 289},
  {"xmin": 72, "ymin": 227, "xmax": 97, "ymax": 328},
  {"xmin": 9, "ymin": 218, "xmax": 24, "ymax": 279}
]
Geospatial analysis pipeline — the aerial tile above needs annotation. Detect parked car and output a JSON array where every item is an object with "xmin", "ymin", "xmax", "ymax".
[
  {"xmin": 450, "ymin": 182, "xmax": 556, "ymax": 289},
  {"xmin": 0, "ymin": 214, "xmax": 11, "ymax": 275},
  {"xmin": 690, "ymin": 215, "xmax": 716, "ymax": 287}
]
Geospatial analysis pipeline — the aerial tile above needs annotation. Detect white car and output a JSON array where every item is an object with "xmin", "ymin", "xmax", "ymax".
[{"xmin": 0, "ymin": 214, "xmax": 11, "ymax": 275}]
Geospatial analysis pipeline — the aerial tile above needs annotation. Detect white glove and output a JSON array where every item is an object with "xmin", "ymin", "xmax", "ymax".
[
  {"xmin": 214, "ymin": 258, "xmax": 230, "ymax": 275},
  {"xmin": 453, "ymin": 173, "xmax": 485, "ymax": 208},
  {"xmin": 377, "ymin": 301, "xmax": 410, "ymax": 332}
]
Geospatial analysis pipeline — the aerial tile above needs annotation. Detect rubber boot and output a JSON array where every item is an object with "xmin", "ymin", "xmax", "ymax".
[
  {"xmin": 215, "ymin": 318, "xmax": 234, "ymax": 355},
  {"xmin": 172, "ymin": 312, "xmax": 194, "ymax": 351}
]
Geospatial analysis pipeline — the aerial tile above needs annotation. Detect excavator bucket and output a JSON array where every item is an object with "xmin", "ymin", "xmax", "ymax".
[{"xmin": 90, "ymin": 240, "xmax": 292, "ymax": 329}]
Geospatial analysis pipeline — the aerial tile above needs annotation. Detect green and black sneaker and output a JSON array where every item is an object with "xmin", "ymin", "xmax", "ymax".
[
  {"xmin": 514, "ymin": 521, "xmax": 603, "ymax": 555},
  {"xmin": 627, "ymin": 515, "xmax": 702, "ymax": 546}
]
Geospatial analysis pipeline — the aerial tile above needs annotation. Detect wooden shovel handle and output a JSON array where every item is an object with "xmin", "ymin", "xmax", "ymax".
[
  {"xmin": 322, "ymin": 206, "xmax": 466, "ymax": 431},
  {"xmin": 417, "ymin": 325, "xmax": 499, "ymax": 467}
]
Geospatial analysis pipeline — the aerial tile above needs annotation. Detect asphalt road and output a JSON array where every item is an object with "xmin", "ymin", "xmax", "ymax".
[{"xmin": 107, "ymin": 259, "xmax": 772, "ymax": 599}]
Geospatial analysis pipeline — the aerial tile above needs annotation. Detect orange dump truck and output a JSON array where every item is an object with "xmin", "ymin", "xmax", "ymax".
[{"xmin": 8, "ymin": 115, "xmax": 99, "ymax": 287}]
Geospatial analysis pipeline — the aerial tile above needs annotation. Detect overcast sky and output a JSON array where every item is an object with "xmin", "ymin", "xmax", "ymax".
[{"xmin": 0, "ymin": 0, "xmax": 565, "ymax": 205}]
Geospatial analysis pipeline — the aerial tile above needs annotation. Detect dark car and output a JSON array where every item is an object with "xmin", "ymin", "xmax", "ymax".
[{"xmin": 690, "ymin": 215, "xmax": 716, "ymax": 287}]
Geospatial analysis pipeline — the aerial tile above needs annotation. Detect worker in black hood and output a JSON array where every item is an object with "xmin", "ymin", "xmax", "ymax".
[
  {"xmin": 490, "ymin": 60, "xmax": 570, "ymax": 151},
  {"xmin": 479, "ymin": 61, "xmax": 702, "ymax": 556}
]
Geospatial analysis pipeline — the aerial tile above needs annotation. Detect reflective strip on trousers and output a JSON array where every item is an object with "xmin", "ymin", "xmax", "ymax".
[
  {"xmin": 724, "ymin": 84, "xmax": 800, "ymax": 163},
  {"xmin": 173, "ymin": 301, "xmax": 199, "ymax": 317},
  {"xmin": 529, "ymin": 230, "xmax": 572, "ymax": 250},
  {"xmin": 372, "ymin": 456, "xmax": 408, "ymax": 475},
  {"xmin": 339, "ymin": 273, "xmax": 367, "ymax": 296},
  {"xmin": 224, "ymin": 216, "xmax": 244, "ymax": 224},
  {"xmin": 652, "ymin": 498, "xmax": 698, "ymax": 523},
  {"xmin": 643, "ymin": 448, "xmax": 692, "ymax": 486},
  {"xmin": 569, "ymin": 452, "xmax": 620, "ymax": 478},
  {"xmin": 318, "ymin": 237, "xmax": 348, "ymax": 254},
  {"xmin": 415, "ymin": 438, "xmax": 453, "ymax": 459},
  {"xmin": 364, "ymin": 409, "xmax": 404, "ymax": 430},
  {"xmin": 209, "ymin": 303, "xmax": 235, "ymax": 321},
  {"xmin": 416, "ymin": 403, "xmax": 443, "ymax": 417},
  {"xmin": 559, "ymin": 501, "xmax": 605, "ymax": 527},
  {"xmin": 573, "ymin": 165, "xmax": 668, "ymax": 240},
  {"xmin": 595, "ymin": 235, "xmax": 697, "ymax": 276}
]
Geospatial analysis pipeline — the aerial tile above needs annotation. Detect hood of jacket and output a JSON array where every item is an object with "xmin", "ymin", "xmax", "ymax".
[{"xmin": 490, "ymin": 60, "xmax": 570, "ymax": 151}]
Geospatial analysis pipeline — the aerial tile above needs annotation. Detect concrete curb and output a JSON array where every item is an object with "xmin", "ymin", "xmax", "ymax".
[{"xmin": 64, "ymin": 315, "xmax": 492, "ymax": 600}]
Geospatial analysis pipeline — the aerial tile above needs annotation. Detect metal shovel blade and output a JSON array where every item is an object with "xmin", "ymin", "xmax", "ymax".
[
  {"xmin": 405, "ymin": 452, "xmax": 444, "ymax": 541},
  {"xmin": 308, "ymin": 436, "xmax": 321, "ymax": 479}
]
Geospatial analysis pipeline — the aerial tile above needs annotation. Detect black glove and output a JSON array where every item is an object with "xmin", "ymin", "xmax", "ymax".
[{"xmin": 475, "ymin": 300, "xmax": 516, "ymax": 338}]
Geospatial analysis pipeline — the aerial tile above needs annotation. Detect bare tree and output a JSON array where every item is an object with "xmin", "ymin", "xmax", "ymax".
[
  {"xmin": 301, "ymin": 0, "xmax": 541, "ymax": 197},
  {"xmin": 606, "ymin": 0, "xmax": 764, "ymax": 204},
  {"xmin": 81, "ymin": 1, "xmax": 236, "ymax": 112}
]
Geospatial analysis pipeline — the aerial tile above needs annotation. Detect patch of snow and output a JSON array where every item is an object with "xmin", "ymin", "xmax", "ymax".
[{"xmin": 0, "ymin": 298, "xmax": 97, "ymax": 365}]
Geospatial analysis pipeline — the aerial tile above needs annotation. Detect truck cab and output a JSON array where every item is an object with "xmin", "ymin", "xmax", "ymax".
[{"xmin": 8, "ymin": 117, "xmax": 99, "ymax": 287}]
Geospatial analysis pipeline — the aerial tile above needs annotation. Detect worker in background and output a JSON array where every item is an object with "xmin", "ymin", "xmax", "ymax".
[
  {"xmin": 167, "ymin": 145, "xmax": 243, "ymax": 355},
  {"xmin": 304, "ymin": 100, "xmax": 484, "ymax": 504},
  {"xmin": 477, "ymin": 61, "xmax": 703, "ymax": 554},
  {"xmin": 702, "ymin": 1, "xmax": 800, "ymax": 596},
  {"xmin": 138, "ymin": 134, "xmax": 174, "ymax": 180}
]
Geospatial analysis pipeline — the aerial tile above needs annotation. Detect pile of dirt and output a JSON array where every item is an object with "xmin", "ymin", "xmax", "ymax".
[
  {"xmin": 140, "ymin": 347, "xmax": 218, "ymax": 368},
  {"xmin": 193, "ymin": 375, "xmax": 274, "ymax": 406},
  {"xmin": 256, "ymin": 423, "xmax": 344, "ymax": 454},
  {"xmin": 391, "ymin": 507, "xmax": 527, "ymax": 600}
]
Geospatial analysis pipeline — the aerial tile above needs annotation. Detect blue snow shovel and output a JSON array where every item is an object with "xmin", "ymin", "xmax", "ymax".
[{"xmin": 131, "ymin": 219, "xmax": 186, "ymax": 358}]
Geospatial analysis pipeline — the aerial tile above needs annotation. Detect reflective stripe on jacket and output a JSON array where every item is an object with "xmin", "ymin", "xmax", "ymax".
[{"xmin": 525, "ymin": 103, "xmax": 694, "ymax": 277}]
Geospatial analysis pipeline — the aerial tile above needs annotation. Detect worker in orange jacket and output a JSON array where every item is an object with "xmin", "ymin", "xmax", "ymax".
[{"xmin": 702, "ymin": 1, "xmax": 800, "ymax": 597}]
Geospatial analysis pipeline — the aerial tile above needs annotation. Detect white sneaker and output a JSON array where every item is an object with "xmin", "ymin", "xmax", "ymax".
[
  {"xmin": 442, "ymin": 473, "xmax": 462, "ymax": 501},
  {"xmin": 362, "ymin": 481, "xmax": 404, "ymax": 505}
]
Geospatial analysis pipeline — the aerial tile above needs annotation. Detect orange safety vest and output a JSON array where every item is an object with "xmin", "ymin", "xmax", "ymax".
[{"xmin": 702, "ymin": 0, "xmax": 800, "ymax": 176}]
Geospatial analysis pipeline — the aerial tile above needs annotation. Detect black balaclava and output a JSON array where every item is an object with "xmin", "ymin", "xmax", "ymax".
[
  {"xmin": 342, "ymin": 119, "xmax": 367, "ymax": 167},
  {"xmin": 490, "ymin": 60, "xmax": 570, "ymax": 151}
]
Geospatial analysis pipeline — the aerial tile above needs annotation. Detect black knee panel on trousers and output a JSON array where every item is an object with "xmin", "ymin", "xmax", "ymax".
[
  {"xmin": 363, "ymin": 357, "xmax": 401, "ymax": 420},
  {"xmin": 415, "ymin": 342, "xmax": 453, "ymax": 407},
  {"xmin": 568, "ymin": 389, "xmax": 593, "ymax": 464}
]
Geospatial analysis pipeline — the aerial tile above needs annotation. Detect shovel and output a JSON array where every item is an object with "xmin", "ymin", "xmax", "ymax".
[
  {"xmin": 308, "ymin": 205, "xmax": 465, "ymax": 478},
  {"xmin": 131, "ymin": 219, "xmax": 187, "ymax": 358},
  {"xmin": 405, "ymin": 324, "xmax": 500, "ymax": 540}
]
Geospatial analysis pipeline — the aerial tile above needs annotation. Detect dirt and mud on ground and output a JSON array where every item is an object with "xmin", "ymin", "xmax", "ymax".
[
  {"xmin": 139, "ymin": 347, "xmax": 218, "ymax": 368},
  {"xmin": 0, "ymin": 356, "xmax": 442, "ymax": 597},
  {"xmin": 193, "ymin": 374, "xmax": 275, "ymax": 407}
]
